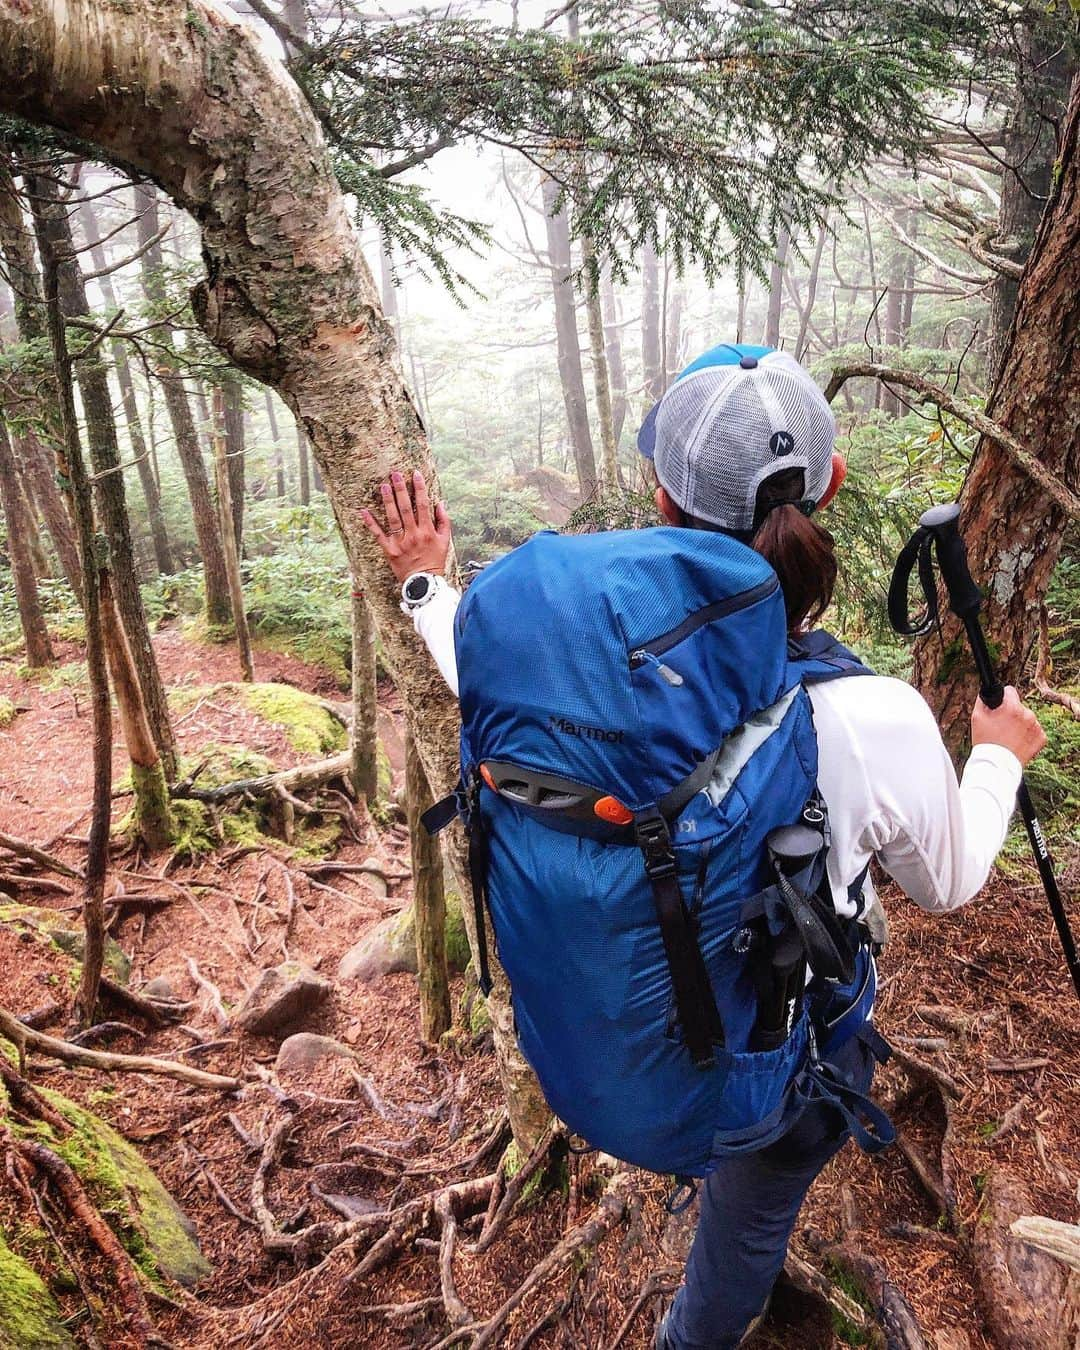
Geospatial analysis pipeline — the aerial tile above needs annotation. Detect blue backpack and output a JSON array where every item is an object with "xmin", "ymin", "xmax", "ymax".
[{"xmin": 427, "ymin": 527, "xmax": 893, "ymax": 1177}]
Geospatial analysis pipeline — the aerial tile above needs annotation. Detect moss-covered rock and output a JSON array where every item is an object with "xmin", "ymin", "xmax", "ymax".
[
  {"xmin": 29, "ymin": 1089, "xmax": 210, "ymax": 1288},
  {"xmin": 0, "ymin": 905, "xmax": 130, "ymax": 986},
  {"xmin": 239, "ymin": 683, "xmax": 346, "ymax": 755},
  {"xmin": 0, "ymin": 695, "xmax": 16, "ymax": 728},
  {"xmin": 338, "ymin": 899, "xmax": 471, "ymax": 984},
  {"xmin": 169, "ymin": 683, "xmax": 346, "ymax": 757},
  {"xmin": 0, "ymin": 1228, "xmax": 75, "ymax": 1349}
]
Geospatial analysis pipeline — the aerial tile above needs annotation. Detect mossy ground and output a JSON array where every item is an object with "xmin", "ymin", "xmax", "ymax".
[
  {"xmin": 0, "ymin": 904, "xmax": 130, "ymax": 986},
  {"xmin": 0, "ymin": 695, "xmax": 15, "ymax": 727},
  {"xmin": 17, "ymin": 1090, "xmax": 210, "ymax": 1290},
  {"xmin": 0, "ymin": 1228, "xmax": 74, "ymax": 1350},
  {"xmin": 1001, "ymin": 695, "xmax": 1080, "ymax": 865},
  {"xmin": 169, "ymin": 681, "xmax": 346, "ymax": 756}
]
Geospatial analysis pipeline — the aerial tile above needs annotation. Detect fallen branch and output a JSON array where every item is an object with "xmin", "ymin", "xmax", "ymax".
[
  {"xmin": 174, "ymin": 751, "xmax": 352, "ymax": 803},
  {"xmin": 0, "ymin": 829, "xmax": 83, "ymax": 879},
  {"xmin": 0, "ymin": 1004, "xmax": 241, "ymax": 1090},
  {"xmin": 1010, "ymin": 1216, "xmax": 1080, "ymax": 1272},
  {"xmin": 824, "ymin": 363, "xmax": 1080, "ymax": 520},
  {"xmin": 820, "ymin": 1244, "xmax": 930, "ymax": 1350}
]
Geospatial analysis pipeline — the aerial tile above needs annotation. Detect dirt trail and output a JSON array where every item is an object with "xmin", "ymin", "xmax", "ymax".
[{"xmin": 1, "ymin": 627, "xmax": 1078, "ymax": 1348}]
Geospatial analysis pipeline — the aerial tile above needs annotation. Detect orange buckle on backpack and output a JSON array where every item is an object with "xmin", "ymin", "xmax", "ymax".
[{"xmin": 594, "ymin": 795, "xmax": 633, "ymax": 826}]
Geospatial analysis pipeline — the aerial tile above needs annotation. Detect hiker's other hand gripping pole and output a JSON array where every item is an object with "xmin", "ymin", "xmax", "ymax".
[{"xmin": 888, "ymin": 502, "xmax": 1080, "ymax": 1006}]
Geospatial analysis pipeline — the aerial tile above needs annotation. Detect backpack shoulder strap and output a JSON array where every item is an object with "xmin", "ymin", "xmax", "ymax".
[{"xmin": 787, "ymin": 629, "xmax": 874, "ymax": 686}]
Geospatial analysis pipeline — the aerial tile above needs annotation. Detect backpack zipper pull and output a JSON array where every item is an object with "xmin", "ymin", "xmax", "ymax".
[{"xmin": 630, "ymin": 650, "xmax": 684, "ymax": 686}]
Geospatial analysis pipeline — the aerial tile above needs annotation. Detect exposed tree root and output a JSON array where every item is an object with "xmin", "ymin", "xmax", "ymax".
[
  {"xmin": 0, "ymin": 1003, "xmax": 241, "ymax": 1089},
  {"xmin": 820, "ymin": 1243, "xmax": 930, "ymax": 1350},
  {"xmin": 175, "ymin": 751, "xmax": 352, "ymax": 803},
  {"xmin": 0, "ymin": 827, "xmax": 84, "ymax": 878}
]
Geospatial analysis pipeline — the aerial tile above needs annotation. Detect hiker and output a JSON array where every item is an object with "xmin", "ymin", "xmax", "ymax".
[{"xmin": 362, "ymin": 343, "xmax": 1045, "ymax": 1349}]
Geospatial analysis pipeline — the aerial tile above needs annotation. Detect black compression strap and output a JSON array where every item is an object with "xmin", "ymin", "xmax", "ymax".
[
  {"xmin": 465, "ymin": 780, "xmax": 494, "ymax": 996},
  {"xmin": 635, "ymin": 811, "xmax": 722, "ymax": 1068}
]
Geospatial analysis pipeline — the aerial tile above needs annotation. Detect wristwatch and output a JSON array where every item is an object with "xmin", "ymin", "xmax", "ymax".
[{"xmin": 400, "ymin": 572, "xmax": 446, "ymax": 614}]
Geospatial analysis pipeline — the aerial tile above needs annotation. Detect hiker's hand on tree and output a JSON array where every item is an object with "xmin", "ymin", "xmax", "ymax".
[
  {"xmin": 971, "ymin": 686, "xmax": 1047, "ymax": 766},
  {"xmin": 362, "ymin": 469, "xmax": 452, "ymax": 583}
]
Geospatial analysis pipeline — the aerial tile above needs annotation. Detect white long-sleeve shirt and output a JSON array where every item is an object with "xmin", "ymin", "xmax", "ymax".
[{"xmin": 414, "ymin": 584, "xmax": 1020, "ymax": 916}]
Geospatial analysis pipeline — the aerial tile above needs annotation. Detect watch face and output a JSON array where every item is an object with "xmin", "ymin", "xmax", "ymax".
[{"xmin": 405, "ymin": 574, "xmax": 431, "ymax": 602}]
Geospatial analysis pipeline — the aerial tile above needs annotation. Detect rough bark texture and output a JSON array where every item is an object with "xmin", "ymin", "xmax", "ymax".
[
  {"xmin": 133, "ymin": 181, "xmax": 232, "ymax": 627},
  {"xmin": 0, "ymin": 412, "xmax": 54, "ymax": 664},
  {"xmin": 76, "ymin": 194, "xmax": 174, "ymax": 575},
  {"xmin": 0, "ymin": 0, "xmax": 552, "ymax": 1147},
  {"xmin": 540, "ymin": 172, "xmax": 597, "ymax": 499},
  {"xmin": 406, "ymin": 728, "xmax": 450, "ymax": 1043},
  {"xmin": 913, "ymin": 74, "xmax": 1080, "ymax": 748},
  {"xmin": 29, "ymin": 168, "xmax": 177, "ymax": 777}
]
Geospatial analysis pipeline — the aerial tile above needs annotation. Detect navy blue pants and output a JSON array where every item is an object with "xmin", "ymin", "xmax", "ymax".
[{"xmin": 665, "ymin": 1035, "xmax": 876, "ymax": 1349}]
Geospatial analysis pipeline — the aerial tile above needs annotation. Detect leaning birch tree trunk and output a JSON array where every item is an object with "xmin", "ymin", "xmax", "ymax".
[
  {"xmin": 0, "ymin": 0, "xmax": 550, "ymax": 1147},
  {"xmin": 406, "ymin": 727, "xmax": 451, "ymax": 1043}
]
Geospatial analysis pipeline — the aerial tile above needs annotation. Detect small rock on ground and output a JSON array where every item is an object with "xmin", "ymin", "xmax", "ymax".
[{"xmin": 233, "ymin": 962, "xmax": 332, "ymax": 1036}]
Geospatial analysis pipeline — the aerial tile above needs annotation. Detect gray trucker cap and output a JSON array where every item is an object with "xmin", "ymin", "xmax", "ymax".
[{"xmin": 638, "ymin": 343, "xmax": 836, "ymax": 535}]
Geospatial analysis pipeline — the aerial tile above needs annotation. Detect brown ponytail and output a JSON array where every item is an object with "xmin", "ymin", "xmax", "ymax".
[{"xmin": 752, "ymin": 504, "xmax": 837, "ymax": 634}]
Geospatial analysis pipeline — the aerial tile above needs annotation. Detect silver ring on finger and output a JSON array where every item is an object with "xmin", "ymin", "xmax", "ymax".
[{"xmin": 388, "ymin": 526, "xmax": 405, "ymax": 535}]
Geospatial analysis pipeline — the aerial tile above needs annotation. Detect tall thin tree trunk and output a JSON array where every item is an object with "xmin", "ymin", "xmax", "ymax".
[
  {"xmin": 0, "ymin": 160, "xmax": 82, "ymax": 596},
  {"xmin": 0, "ymin": 413, "xmax": 54, "ymax": 665},
  {"xmin": 665, "ymin": 272, "xmax": 684, "ymax": 384},
  {"xmin": 40, "ymin": 231, "xmax": 108, "ymax": 1028},
  {"xmin": 763, "ymin": 222, "xmax": 791, "ymax": 346},
  {"xmin": 641, "ymin": 238, "xmax": 663, "ymax": 409},
  {"xmin": 379, "ymin": 240, "xmax": 400, "ymax": 347},
  {"xmin": 406, "ymin": 727, "xmax": 449, "ymax": 1043},
  {"xmin": 581, "ymin": 235, "xmax": 617, "ymax": 496},
  {"xmin": 133, "ymin": 181, "xmax": 232, "ymax": 628},
  {"xmin": 881, "ymin": 241, "xmax": 906, "ymax": 418},
  {"xmin": 211, "ymin": 387, "xmax": 254, "ymax": 682},
  {"xmin": 540, "ymin": 173, "xmax": 597, "ymax": 499},
  {"xmin": 350, "ymin": 578, "xmax": 379, "ymax": 803},
  {"xmin": 99, "ymin": 574, "xmax": 174, "ymax": 849},
  {"xmin": 795, "ymin": 214, "xmax": 830, "ymax": 361},
  {"xmin": 76, "ymin": 195, "xmax": 174, "ymax": 574},
  {"xmin": 28, "ymin": 168, "xmax": 177, "ymax": 778},
  {"xmin": 265, "ymin": 388, "xmax": 286, "ymax": 498},
  {"xmin": 296, "ymin": 417, "xmax": 311, "ymax": 506},
  {"xmin": 222, "ymin": 372, "xmax": 245, "ymax": 552},
  {"xmin": 600, "ymin": 268, "xmax": 627, "ymax": 446}
]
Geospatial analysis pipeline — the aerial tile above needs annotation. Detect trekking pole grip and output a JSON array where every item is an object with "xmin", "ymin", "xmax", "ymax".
[{"xmin": 918, "ymin": 504, "xmax": 1005, "ymax": 708}]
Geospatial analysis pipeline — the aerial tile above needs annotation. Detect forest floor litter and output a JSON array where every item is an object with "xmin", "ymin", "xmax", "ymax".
[{"xmin": 1, "ymin": 626, "xmax": 1077, "ymax": 1349}]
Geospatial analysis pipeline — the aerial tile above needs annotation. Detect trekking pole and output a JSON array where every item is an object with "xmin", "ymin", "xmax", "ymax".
[{"xmin": 888, "ymin": 502, "xmax": 1080, "ymax": 1005}]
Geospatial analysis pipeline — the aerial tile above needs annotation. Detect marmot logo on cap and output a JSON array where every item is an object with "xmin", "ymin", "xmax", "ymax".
[{"xmin": 769, "ymin": 431, "xmax": 796, "ymax": 456}]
